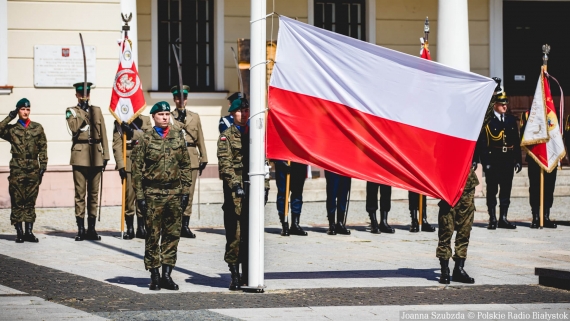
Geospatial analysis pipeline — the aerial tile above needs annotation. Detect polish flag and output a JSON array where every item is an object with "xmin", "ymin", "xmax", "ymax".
[
  {"xmin": 266, "ymin": 17, "xmax": 496, "ymax": 205},
  {"xmin": 521, "ymin": 67, "xmax": 566, "ymax": 173}
]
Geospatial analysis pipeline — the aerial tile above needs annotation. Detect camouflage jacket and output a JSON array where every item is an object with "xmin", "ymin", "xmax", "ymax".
[
  {"xmin": 112, "ymin": 115, "xmax": 152, "ymax": 172},
  {"xmin": 0, "ymin": 115, "xmax": 48, "ymax": 170},
  {"xmin": 131, "ymin": 126, "xmax": 192, "ymax": 200}
]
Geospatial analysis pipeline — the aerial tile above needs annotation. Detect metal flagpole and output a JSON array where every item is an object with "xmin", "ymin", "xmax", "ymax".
[
  {"xmin": 121, "ymin": 132, "xmax": 127, "ymax": 238},
  {"xmin": 247, "ymin": 0, "xmax": 267, "ymax": 292},
  {"xmin": 540, "ymin": 168, "xmax": 544, "ymax": 228}
]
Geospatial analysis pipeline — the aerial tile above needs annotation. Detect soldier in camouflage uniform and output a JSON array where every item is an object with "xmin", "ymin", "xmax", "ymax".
[
  {"xmin": 436, "ymin": 77, "xmax": 498, "ymax": 285},
  {"xmin": 66, "ymin": 82, "xmax": 109, "ymax": 241},
  {"xmin": 131, "ymin": 101, "xmax": 192, "ymax": 291},
  {"xmin": 170, "ymin": 85, "xmax": 208, "ymax": 238},
  {"xmin": 1, "ymin": 98, "xmax": 47, "ymax": 243},
  {"xmin": 112, "ymin": 115, "xmax": 152, "ymax": 239},
  {"xmin": 217, "ymin": 98, "xmax": 269, "ymax": 290}
]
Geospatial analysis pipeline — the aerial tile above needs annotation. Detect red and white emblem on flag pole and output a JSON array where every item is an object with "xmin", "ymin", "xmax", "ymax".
[{"xmin": 109, "ymin": 38, "xmax": 146, "ymax": 123}]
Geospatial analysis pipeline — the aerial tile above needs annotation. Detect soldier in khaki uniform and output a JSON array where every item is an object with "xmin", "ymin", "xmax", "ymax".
[
  {"xmin": 1, "ymin": 98, "xmax": 47, "ymax": 243},
  {"xmin": 112, "ymin": 115, "xmax": 152, "ymax": 239},
  {"xmin": 66, "ymin": 82, "xmax": 110, "ymax": 241},
  {"xmin": 132, "ymin": 101, "xmax": 192, "ymax": 291},
  {"xmin": 170, "ymin": 85, "xmax": 208, "ymax": 238}
]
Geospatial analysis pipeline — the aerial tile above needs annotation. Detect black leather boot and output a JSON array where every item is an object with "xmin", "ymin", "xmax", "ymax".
[
  {"xmin": 379, "ymin": 211, "xmax": 395, "ymax": 233},
  {"xmin": 498, "ymin": 207, "xmax": 516, "ymax": 229},
  {"xmin": 409, "ymin": 210, "xmax": 419, "ymax": 232},
  {"xmin": 136, "ymin": 216, "xmax": 147, "ymax": 239},
  {"xmin": 452, "ymin": 258, "xmax": 475, "ymax": 283},
  {"xmin": 327, "ymin": 215, "xmax": 336, "ymax": 235},
  {"xmin": 75, "ymin": 217, "xmax": 85, "ymax": 241},
  {"xmin": 149, "ymin": 267, "xmax": 161, "ymax": 290},
  {"xmin": 14, "ymin": 222, "xmax": 24, "ymax": 243},
  {"xmin": 85, "ymin": 217, "xmax": 101, "ymax": 240},
  {"xmin": 530, "ymin": 208, "xmax": 539, "ymax": 229},
  {"xmin": 228, "ymin": 264, "xmax": 241, "ymax": 291},
  {"xmin": 439, "ymin": 258, "xmax": 450, "ymax": 285},
  {"xmin": 160, "ymin": 265, "xmax": 179, "ymax": 290},
  {"xmin": 290, "ymin": 213, "xmax": 308, "ymax": 236},
  {"xmin": 24, "ymin": 222, "xmax": 39, "ymax": 242},
  {"xmin": 180, "ymin": 216, "xmax": 196, "ymax": 238},
  {"xmin": 123, "ymin": 215, "xmax": 134, "ymax": 239},
  {"xmin": 278, "ymin": 213, "xmax": 290, "ymax": 236},
  {"xmin": 421, "ymin": 211, "xmax": 436, "ymax": 232},
  {"xmin": 336, "ymin": 212, "xmax": 351, "ymax": 235},
  {"xmin": 544, "ymin": 208, "xmax": 557, "ymax": 228},
  {"xmin": 487, "ymin": 208, "xmax": 497, "ymax": 230},
  {"xmin": 369, "ymin": 212, "xmax": 380, "ymax": 234}
]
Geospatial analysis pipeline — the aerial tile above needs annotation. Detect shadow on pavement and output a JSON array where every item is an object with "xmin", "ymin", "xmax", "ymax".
[
  {"xmin": 196, "ymin": 228, "xmax": 226, "ymax": 236},
  {"xmin": 263, "ymin": 268, "xmax": 439, "ymax": 281},
  {"xmin": 106, "ymin": 276, "xmax": 149, "ymax": 288},
  {"xmin": 0, "ymin": 234, "xmax": 15, "ymax": 241}
]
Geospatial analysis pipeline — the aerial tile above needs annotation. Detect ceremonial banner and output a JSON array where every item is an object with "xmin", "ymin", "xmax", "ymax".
[
  {"xmin": 521, "ymin": 68, "xmax": 566, "ymax": 173},
  {"xmin": 109, "ymin": 38, "xmax": 146, "ymax": 123},
  {"xmin": 266, "ymin": 17, "xmax": 496, "ymax": 205}
]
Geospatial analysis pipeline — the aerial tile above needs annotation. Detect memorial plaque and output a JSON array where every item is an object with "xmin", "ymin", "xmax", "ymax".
[{"xmin": 34, "ymin": 45, "xmax": 96, "ymax": 87}]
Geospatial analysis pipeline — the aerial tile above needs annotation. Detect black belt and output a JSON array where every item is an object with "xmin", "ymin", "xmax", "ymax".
[
  {"xmin": 12, "ymin": 153, "xmax": 38, "ymax": 159},
  {"xmin": 143, "ymin": 180, "xmax": 180, "ymax": 189},
  {"xmin": 74, "ymin": 139, "xmax": 101, "ymax": 144},
  {"xmin": 493, "ymin": 146, "xmax": 513, "ymax": 153},
  {"xmin": 186, "ymin": 142, "xmax": 196, "ymax": 147}
]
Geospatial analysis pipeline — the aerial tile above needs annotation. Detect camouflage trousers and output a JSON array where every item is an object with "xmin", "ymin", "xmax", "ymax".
[
  {"xmin": 144, "ymin": 192, "xmax": 182, "ymax": 270},
  {"xmin": 72, "ymin": 166, "xmax": 102, "ymax": 219},
  {"xmin": 436, "ymin": 188, "xmax": 475, "ymax": 261},
  {"xmin": 182, "ymin": 169, "xmax": 199, "ymax": 217},
  {"xmin": 9, "ymin": 164, "xmax": 40, "ymax": 225},
  {"xmin": 223, "ymin": 183, "xmax": 249, "ymax": 265},
  {"xmin": 124, "ymin": 172, "xmax": 142, "ymax": 218}
]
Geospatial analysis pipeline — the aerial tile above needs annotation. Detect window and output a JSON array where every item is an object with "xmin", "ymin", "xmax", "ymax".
[
  {"xmin": 157, "ymin": 0, "xmax": 215, "ymax": 92},
  {"xmin": 314, "ymin": 0, "xmax": 366, "ymax": 40}
]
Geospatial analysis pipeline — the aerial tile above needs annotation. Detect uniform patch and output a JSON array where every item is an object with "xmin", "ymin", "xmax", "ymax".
[
  {"xmin": 221, "ymin": 136, "xmax": 227, "ymax": 141},
  {"xmin": 66, "ymin": 111, "xmax": 72, "ymax": 119}
]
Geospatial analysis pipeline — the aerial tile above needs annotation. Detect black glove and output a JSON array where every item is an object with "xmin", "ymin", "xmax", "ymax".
[
  {"xmin": 8, "ymin": 107, "xmax": 18, "ymax": 119},
  {"xmin": 264, "ymin": 188, "xmax": 269, "ymax": 205},
  {"xmin": 514, "ymin": 163, "xmax": 522, "ymax": 174},
  {"xmin": 176, "ymin": 109, "xmax": 187, "ymax": 123},
  {"xmin": 492, "ymin": 77, "xmax": 502, "ymax": 93},
  {"xmin": 233, "ymin": 184, "xmax": 246, "ymax": 198},
  {"xmin": 279, "ymin": 161, "xmax": 291, "ymax": 174},
  {"xmin": 199, "ymin": 162, "xmax": 207, "ymax": 176},
  {"xmin": 102, "ymin": 159, "xmax": 108, "ymax": 172},
  {"xmin": 120, "ymin": 121, "xmax": 134, "ymax": 138},
  {"xmin": 137, "ymin": 199, "xmax": 148, "ymax": 217},
  {"xmin": 79, "ymin": 100, "xmax": 90, "ymax": 111},
  {"xmin": 180, "ymin": 194, "xmax": 189, "ymax": 212},
  {"xmin": 39, "ymin": 168, "xmax": 46, "ymax": 184},
  {"xmin": 119, "ymin": 168, "xmax": 127, "ymax": 180},
  {"xmin": 471, "ymin": 162, "xmax": 477, "ymax": 171}
]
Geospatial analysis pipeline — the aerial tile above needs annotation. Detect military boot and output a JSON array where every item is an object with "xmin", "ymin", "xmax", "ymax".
[
  {"xmin": 85, "ymin": 217, "xmax": 101, "ymax": 240},
  {"xmin": 369, "ymin": 212, "xmax": 380, "ymax": 234},
  {"xmin": 123, "ymin": 215, "xmax": 134, "ymax": 239},
  {"xmin": 530, "ymin": 208, "xmax": 540, "ymax": 229},
  {"xmin": 439, "ymin": 258, "xmax": 450, "ymax": 285},
  {"xmin": 335, "ymin": 212, "xmax": 351, "ymax": 235},
  {"xmin": 498, "ymin": 207, "xmax": 516, "ymax": 229},
  {"xmin": 379, "ymin": 211, "xmax": 395, "ymax": 233},
  {"xmin": 14, "ymin": 222, "xmax": 24, "ymax": 243},
  {"xmin": 487, "ymin": 208, "xmax": 497, "ymax": 230},
  {"xmin": 278, "ymin": 213, "xmax": 290, "ymax": 236},
  {"xmin": 149, "ymin": 267, "xmax": 161, "ymax": 291},
  {"xmin": 421, "ymin": 211, "xmax": 436, "ymax": 232},
  {"xmin": 544, "ymin": 209, "xmax": 557, "ymax": 229},
  {"xmin": 290, "ymin": 213, "xmax": 308, "ymax": 236},
  {"xmin": 75, "ymin": 217, "xmax": 85, "ymax": 241},
  {"xmin": 136, "ymin": 217, "xmax": 147, "ymax": 239},
  {"xmin": 24, "ymin": 222, "xmax": 39, "ymax": 242},
  {"xmin": 409, "ymin": 210, "xmax": 419, "ymax": 232},
  {"xmin": 327, "ymin": 215, "xmax": 336, "ymax": 235},
  {"xmin": 160, "ymin": 265, "xmax": 179, "ymax": 290},
  {"xmin": 180, "ymin": 216, "xmax": 196, "ymax": 238},
  {"xmin": 228, "ymin": 264, "xmax": 241, "ymax": 291},
  {"xmin": 452, "ymin": 258, "xmax": 475, "ymax": 283}
]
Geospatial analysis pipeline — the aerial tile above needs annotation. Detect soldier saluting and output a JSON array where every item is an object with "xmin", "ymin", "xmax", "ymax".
[
  {"xmin": 66, "ymin": 82, "xmax": 109, "ymax": 241},
  {"xmin": 1, "ymin": 98, "xmax": 47, "ymax": 243}
]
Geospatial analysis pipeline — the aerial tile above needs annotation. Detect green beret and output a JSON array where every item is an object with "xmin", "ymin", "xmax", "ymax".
[
  {"xmin": 150, "ymin": 101, "xmax": 171, "ymax": 114},
  {"xmin": 73, "ymin": 82, "xmax": 93, "ymax": 92},
  {"xmin": 16, "ymin": 98, "xmax": 30, "ymax": 108},
  {"xmin": 171, "ymin": 85, "xmax": 190, "ymax": 96},
  {"xmin": 228, "ymin": 98, "xmax": 249, "ymax": 112}
]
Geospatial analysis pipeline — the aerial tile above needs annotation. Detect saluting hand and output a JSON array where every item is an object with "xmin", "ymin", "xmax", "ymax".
[{"xmin": 8, "ymin": 107, "xmax": 19, "ymax": 119}]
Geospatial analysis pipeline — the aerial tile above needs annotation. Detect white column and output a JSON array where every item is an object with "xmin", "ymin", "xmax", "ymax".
[
  {"xmin": 248, "ymin": 0, "xmax": 266, "ymax": 289},
  {"xmin": 121, "ymin": 0, "xmax": 138, "ymax": 66},
  {"xmin": 437, "ymin": 0, "xmax": 470, "ymax": 72},
  {"xmin": 366, "ymin": 0, "xmax": 376, "ymax": 44},
  {"xmin": 215, "ymin": 0, "xmax": 224, "ymax": 91},
  {"xmin": 489, "ymin": 0, "xmax": 503, "ymax": 83},
  {"xmin": 0, "ymin": 0, "xmax": 8, "ymax": 86}
]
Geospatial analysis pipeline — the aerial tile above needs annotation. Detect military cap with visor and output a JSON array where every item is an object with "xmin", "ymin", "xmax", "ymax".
[
  {"xmin": 73, "ymin": 82, "xmax": 93, "ymax": 93},
  {"xmin": 150, "ymin": 101, "xmax": 171, "ymax": 114},
  {"xmin": 228, "ymin": 98, "xmax": 249, "ymax": 113},
  {"xmin": 227, "ymin": 92, "xmax": 245, "ymax": 103},
  {"xmin": 171, "ymin": 85, "xmax": 190, "ymax": 96},
  {"xmin": 495, "ymin": 91, "xmax": 509, "ymax": 105}
]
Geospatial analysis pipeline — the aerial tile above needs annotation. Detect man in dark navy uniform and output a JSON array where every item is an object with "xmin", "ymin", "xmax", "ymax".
[
  {"xmin": 274, "ymin": 160, "xmax": 308, "ymax": 236},
  {"xmin": 219, "ymin": 92, "xmax": 243, "ymax": 133},
  {"xmin": 365, "ymin": 183, "xmax": 395, "ymax": 234},
  {"xmin": 325, "ymin": 171, "xmax": 351, "ymax": 235}
]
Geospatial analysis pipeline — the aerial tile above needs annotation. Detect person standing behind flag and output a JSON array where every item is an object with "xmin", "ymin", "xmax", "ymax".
[
  {"xmin": 274, "ymin": 160, "xmax": 308, "ymax": 236},
  {"xmin": 170, "ymin": 85, "xmax": 208, "ymax": 239},
  {"xmin": 66, "ymin": 82, "xmax": 109, "ymax": 241},
  {"xmin": 365, "ymin": 182, "xmax": 394, "ymax": 234},
  {"xmin": 408, "ymin": 192, "xmax": 436, "ymax": 232},
  {"xmin": 477, "ymin": 87, "xmax": 521, "ymax": 230},
  {"xmin": 1, "ymin": 98, "xmax": 47, "ymax": 243},
  {"xmin": 325, "ymin": 171, "xmax": 351, "ymax": 235},
  {"xmin": 112, "ymin": 115, "xmax": 152, "ymax": 239}
]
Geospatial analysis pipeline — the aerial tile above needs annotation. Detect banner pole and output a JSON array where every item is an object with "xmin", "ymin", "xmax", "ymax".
[
  {"xmin": 121, "ymin": 132, "xmax": 127, "ymax": 239},
  {"xmin": 540, "ymin": 168, "xmax": 544, "ymax": 229},
  {"xmin": 284, "ymin": 161, "xmax": 291, "ymax": 222}
]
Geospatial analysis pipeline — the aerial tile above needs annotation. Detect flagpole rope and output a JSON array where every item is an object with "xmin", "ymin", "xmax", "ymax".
[{"xmin": 250, "ymin": 12, "xmax": 279, "ymax": 24}]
